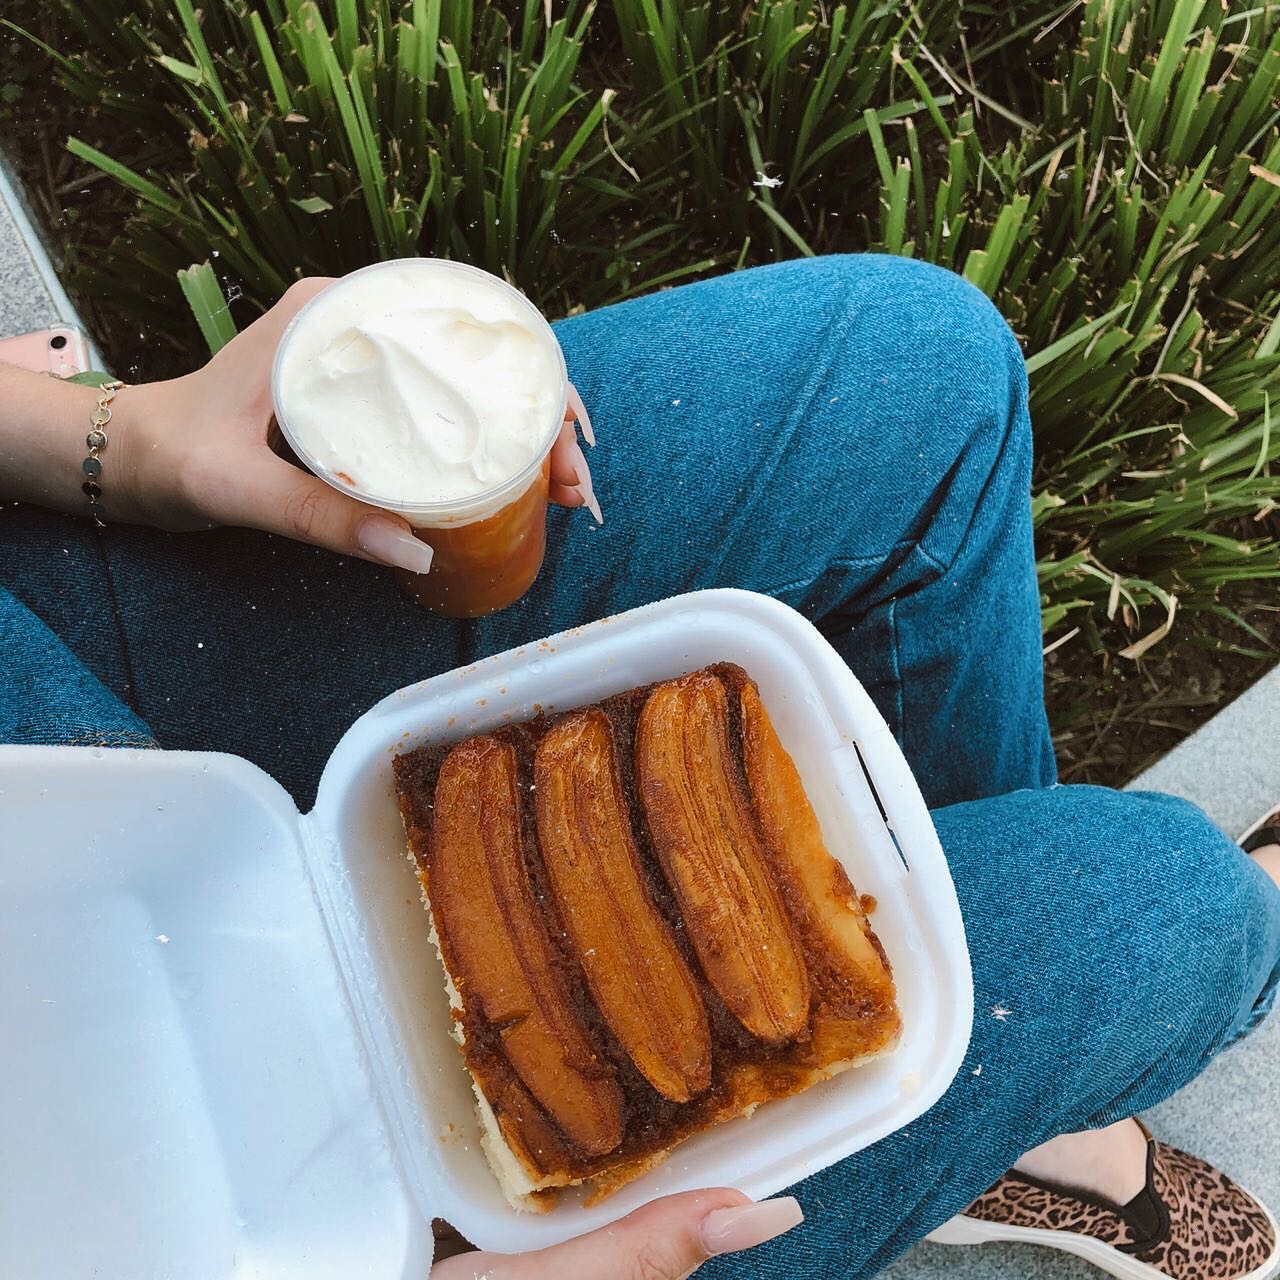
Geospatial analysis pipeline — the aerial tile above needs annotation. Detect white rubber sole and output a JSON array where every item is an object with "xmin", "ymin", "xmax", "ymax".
[{"xmin": 927, "ymin": 1196, "xmax": 1280, "ymax": 1280}]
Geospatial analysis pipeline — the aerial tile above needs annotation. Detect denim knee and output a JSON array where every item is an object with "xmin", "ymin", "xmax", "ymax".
[
  {"xmin": 827, "ymin": 251, "xmax": 1017, "ymax": 337},
  {"xmin": 1117, "ymin": 790, "xmax": 1280, "ymax": 1047},
  {"xmin": 821, "ymin": 254, "xmax": 1027, "ymax": 426},
  {"xmin": 824, "ymin": 253, "xmax": 1034, "ymax": 499},
  {"xmin": 1033, "ymin": 787, "xmax": 1279, "ymax": 1085},
  {"xmin": 804, "ymin": 254, "xmax": 1033, "ymax": 568}
]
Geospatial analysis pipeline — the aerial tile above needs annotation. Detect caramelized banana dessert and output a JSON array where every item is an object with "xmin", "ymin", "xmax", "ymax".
[{"xmin": 393, "ymin": 663, "xmax": 901, "ymax": 1211}]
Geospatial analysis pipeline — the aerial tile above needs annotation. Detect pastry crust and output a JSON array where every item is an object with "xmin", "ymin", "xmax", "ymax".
[{"xmin": 393, "ymin": 663, "xmax": 902, "ymax": 1211}]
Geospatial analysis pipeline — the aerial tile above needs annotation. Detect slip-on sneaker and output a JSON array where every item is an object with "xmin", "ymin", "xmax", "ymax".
[
  {"xmin": 927, "ymin": 1122, "xmax": 1278, "ymax": 1280},
  {"xmin": 1240, "ymin": 808, "xmax": 1280, "ymax": 856}
]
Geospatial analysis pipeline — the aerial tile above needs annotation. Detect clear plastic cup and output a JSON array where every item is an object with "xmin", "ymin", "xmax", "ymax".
[{"xmin": 271, "ymin": 258, "xmax": 569, "ymax": 618}]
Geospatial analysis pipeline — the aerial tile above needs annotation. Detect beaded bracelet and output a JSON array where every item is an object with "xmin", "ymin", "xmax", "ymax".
[{"xmin": 82, "ymin": 380, "xmax": 125, "ymax": 528}]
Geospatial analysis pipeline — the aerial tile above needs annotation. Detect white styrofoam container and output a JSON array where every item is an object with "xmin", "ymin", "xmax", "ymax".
[{"xmin": 0, "ymin": 589, "xmax": 973, "ymax": 1278}]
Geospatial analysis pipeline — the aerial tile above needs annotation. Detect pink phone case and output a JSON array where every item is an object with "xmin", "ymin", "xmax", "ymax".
[{"xmin": 0, "ymin": 326, "xmax": 91, "ymax": 379}]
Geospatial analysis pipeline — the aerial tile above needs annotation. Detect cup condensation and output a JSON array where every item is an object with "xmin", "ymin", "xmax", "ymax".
[{"xmin": 271, "ymin": 258, "xmax": 569, "ymax": 618}]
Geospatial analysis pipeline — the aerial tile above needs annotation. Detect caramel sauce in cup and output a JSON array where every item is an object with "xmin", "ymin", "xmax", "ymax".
[{"xmin": 394, "ymin": 457, "xmax": 552, "ymax": 617}]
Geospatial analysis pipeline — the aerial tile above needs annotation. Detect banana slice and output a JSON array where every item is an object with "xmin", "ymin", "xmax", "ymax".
[
  {"xmin": 432, "ymin": 736, "xmax": 624, "ymax": 1156},
  {"xmin": 737, "ymin": 677, "xmax": 900, "ymax": 1060},
  {"xmin": 738, "ymin": 679, "xmax": 895, "ymax": 990},
  {"xmin": 535, "ymin": 710, "xmax": 712, "ymax": 1103},
  {"xmin": 636, "ymin": 672, "xmax": 810, "ymax": 1043}
]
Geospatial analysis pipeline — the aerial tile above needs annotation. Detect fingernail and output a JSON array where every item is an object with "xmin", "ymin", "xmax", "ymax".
[
  {"xmin": 568, "ymin": 382, "xmax": 596, "ymax": 446},
  {"xmin": 356, "ymin": 514, "xmax": 434, "ymax": 575},
  {"xmin": 568, "ymin": 441, "xmax": 604, "ymax": 525},
  {"xmin": 699, "ymin": 1198, "xmax": 804, "ymax": 1256}
]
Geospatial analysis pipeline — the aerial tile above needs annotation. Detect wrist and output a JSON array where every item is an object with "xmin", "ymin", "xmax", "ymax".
[
  {"xmin": 0, "ymin": 365, "xmax": 101, "ymax": 514},
  {"xmin": 111, "ymin": 376, "xmax": 218, "ymax": 532},
  {"xmin": 109, "ymin": 382, "xmax": 156, "ymax": 524}
]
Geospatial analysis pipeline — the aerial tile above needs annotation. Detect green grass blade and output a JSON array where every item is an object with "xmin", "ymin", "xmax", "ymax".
[{"xmin": 178, "ymin": 262, "xmax": 239, "ymax": 355}]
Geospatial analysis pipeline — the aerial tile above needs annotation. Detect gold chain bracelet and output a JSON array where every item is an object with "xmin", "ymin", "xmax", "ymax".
[{"xmin": 82, "ymin": 380, "xmax": 125, "ymax": 528}]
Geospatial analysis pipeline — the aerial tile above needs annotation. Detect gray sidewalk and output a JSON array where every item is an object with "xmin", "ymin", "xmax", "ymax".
[{"xmin": 0, "ymin": 159, "xmax": 81, "ymax": 339}]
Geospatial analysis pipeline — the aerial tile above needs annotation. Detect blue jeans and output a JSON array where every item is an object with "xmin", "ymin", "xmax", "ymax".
[{"xmin": 3, "ymin": 254, "xmax": 1278, "ymax": 1278}]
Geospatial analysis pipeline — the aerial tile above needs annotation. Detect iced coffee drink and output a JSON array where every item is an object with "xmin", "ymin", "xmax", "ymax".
[{"xmin": 272, "ymin": 258, "xmax": 569, "ymax": 617}]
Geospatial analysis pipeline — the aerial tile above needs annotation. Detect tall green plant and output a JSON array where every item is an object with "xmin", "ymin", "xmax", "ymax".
[
  {"xmin": 865, "ymin": 0, "xmax": 1280, "ymax": 648},
  {"xmin": 36, "ymin": 0, "xmax": 645, "ymax": 315},
  {"xmin": 606, "ymin": 0, "xmax": 956, "ymax": 256},
  {"xmin": 10, "ymin": 0, "xmax": 1280, "ymax": 663}
]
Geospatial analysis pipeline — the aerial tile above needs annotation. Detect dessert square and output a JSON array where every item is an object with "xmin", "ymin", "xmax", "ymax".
[{"xmin": 393, "ymin": 662, "xmax": 901, "ymax": 1210}]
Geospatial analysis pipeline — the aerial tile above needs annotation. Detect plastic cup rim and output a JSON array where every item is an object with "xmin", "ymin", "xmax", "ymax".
[{"xmin": 269, "ymin": 257, "xmax": 569, "ymax": 520}]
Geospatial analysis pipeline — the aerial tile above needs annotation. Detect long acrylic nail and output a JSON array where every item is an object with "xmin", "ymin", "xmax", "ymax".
[
  {"xmin": 699, "ymin": 1198, "xmax": 804, "ymax": 1256},
  {"xmin": 355, "ymin": 514, "xmax": 434, "ymax": 575},
  {"xmin": 567, "ymin": 440, "xmax": 604, "ymax": 524},
  {"xmin": 568, "ymin": 382, "xmax": 596, "ymax": 447}
]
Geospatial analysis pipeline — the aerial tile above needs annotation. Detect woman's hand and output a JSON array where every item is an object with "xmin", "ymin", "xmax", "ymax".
[
  {"xmin": 111, "ymin": 278, "xmax": 598, "ymax": 573},
  {"xmin": 431, "ymin": 1191, "xmax": 802, "ymax": 1280}
]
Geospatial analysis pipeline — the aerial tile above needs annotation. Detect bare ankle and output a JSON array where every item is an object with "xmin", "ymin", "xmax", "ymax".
[
  {"xmin": 1250, "ymin": 843, "xmax": 1280, "ymax": 891},
  {"xmin": 1013, "ymin": 1118, "xmax": 1148, "ymax": 1205}
]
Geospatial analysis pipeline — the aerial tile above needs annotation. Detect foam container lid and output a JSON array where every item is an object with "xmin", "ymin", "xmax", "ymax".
[{"xmin": 0, "ymin": 589, "xmax": 973, "ymax": 1277}]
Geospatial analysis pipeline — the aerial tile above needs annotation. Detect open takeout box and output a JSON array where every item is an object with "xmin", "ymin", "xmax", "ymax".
[{"xmin": 0, "ymin": 589, "xmax": 973, "ymax": 1278}]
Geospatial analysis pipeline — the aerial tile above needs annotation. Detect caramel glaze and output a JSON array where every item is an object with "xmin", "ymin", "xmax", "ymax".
[{"xmin": 393, "ymin": 662, "xmax": 902, "ymax": 1195}]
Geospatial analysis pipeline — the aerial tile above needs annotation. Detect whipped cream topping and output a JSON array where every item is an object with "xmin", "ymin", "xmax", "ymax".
[{"xmin": 274, "ymin": 260, "xmax": 564, "ymax": 508}]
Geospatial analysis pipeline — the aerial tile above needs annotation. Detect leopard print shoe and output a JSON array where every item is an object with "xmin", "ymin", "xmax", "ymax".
[{"xmin": 927, "ymin": 1123, "xmax": 1278, "ymax": 1279}]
